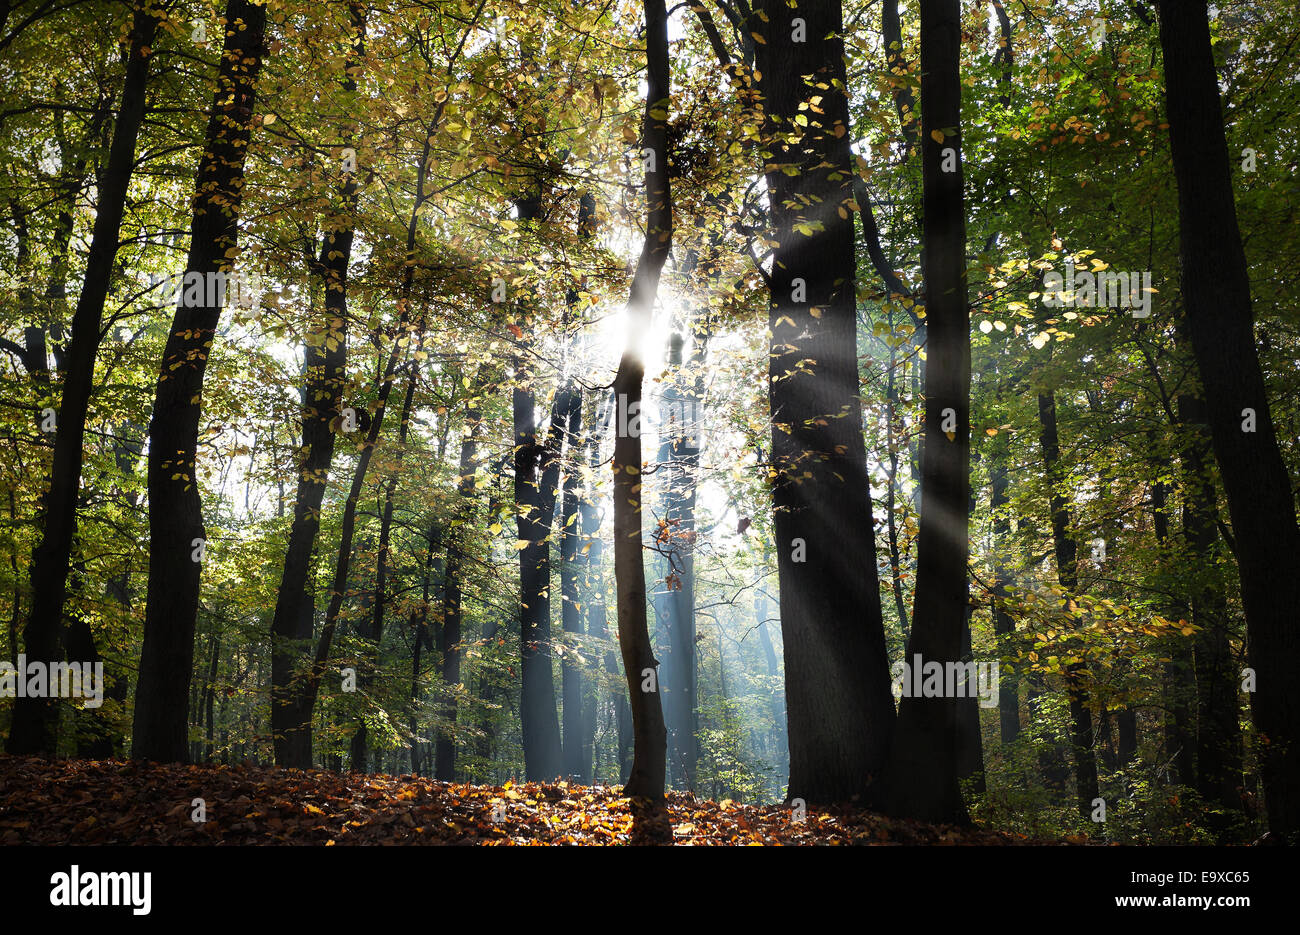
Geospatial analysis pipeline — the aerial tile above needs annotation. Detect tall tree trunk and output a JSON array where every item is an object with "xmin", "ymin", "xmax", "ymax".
[
  {"xmin": 559, "ymin": 384, "xmax": 588, "ymax": 782},
  {"xmin": 61, "ymin": 553, "xmax": 117, "ymax": 758},
  {"xmin": 956, "ymin": 461, "xmax": 984, "ymax": 793},
  {"xmin": 883, "ymin": 321, "xmax": 911, "ymax": 640},
  {"xmin": 287, "ymin": 133, "xmax": 428, "ymax": 769},
  {"xmin": 1036, "ymin": 389, "xmax": 1100, "ymax": 818},
  {"xmin": 270, "ymin": 10, "xmax": 364, "ymax": 764},
  {"xmin": 1152, "ymin": 472, "xmax": 1195, "ymax": 785},
  {"xmin": 436, "ymin": 395, "xmax": 485, "ymax": 781},
  {"xmin": 989, "ymin": 440, "xmax": 1020, "ymax": 743},
  {"xmin": 753, "ymin": 0, "xmax": 895, "ymax": 806},
  {"xmin": 612, "ymin": 0, "xmax": 671, "ymax": 800},
  {"xmin": 1177, "ymin": 389, "xmax": 1242, "ymax": 829},
  {"xmin": 560, "ymin": 192, "xmax": 597, "ymax": 782},
  {"xmin": 652, "ymin": 326, "xmax": 705, "ymax": 790},
  {"xmin": 513, "ymin": 337, "xmax": 565, "ymax": 779},
  {"xmin": 133, "ymin": 0, "xmax": 268, "ymax": 761},
  {"xmin": 7, "ymin": 0, "xmax": 160, "ymax": 754},
  {"xmin": 883, "ymin": 0, "xmax": 971, "ymax": 824},
  {"xmin": 1157, "ymin": 0, "xmax": 1300, "ymax": 841},
  {"xmin": 353, "ymin": 350, "xmax": 421, "ymax": 771},
  {"xmin": 578, "ymin": 392, "xmax": 627, "ymax": 782}
]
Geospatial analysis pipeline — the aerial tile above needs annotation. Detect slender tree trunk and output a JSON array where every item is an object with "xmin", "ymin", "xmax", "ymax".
[
  {"xmin": 353, "ymin": 349, "xmax": 421, "ymax": 771},
  {"xmin": 579, "ymin": 393, "xmax": 627, "ymax": 782},
  {"xmin": 1036, "ymin": 389, "xmax": 1100, "ymax": 817},
  {"xmin": 1158, "ymin": 0, "xmax": 1300, "ymax": 843},
  {"xmin": 269, "ymin": 5, "xmax": 366, "ymax": 769},
  {"xmin": 1177, "ymin": 389, "xmax": 1242, "ymax": 829},
  {"xmin": 203, "ymin": 630, "xmax": 220, "ymax": 763},
  {"xmin": 559, "ymin": 384, "xmax": 588, "ymax": 782},
  {"xmin": 883, "ymin": 325, "xmax": 911, "ymax": 640},
  {"xmin": 883, "ymin": 0, "xmax": 971, "ymax": 824},
  {"xmin": 133, "ymin": 0, "xmax": 267, "ymax": 761},
  {"xmin": 652, "ymin": 325, "xmax": 705, "ymax": 790},
  {"xmin": 612, "ymin": 0, "xmax": 671, "ymax": 800},
  {"xmin": 8, "ymin": 0, "xmax": 160, "ymax": 754},
  {"xmin": 1152, "ymin": 473, "xmax": 1195, "ymax": 785},
  {"xmin": 513, "ymin": 352, "xmax": 565, "ymax": 780},
  {"xmin": 753, "ymin": 0, "xmax": 895, "ymax": 806},
  {"xmin": 559, "ymin": 193, "xmax": 597, "ymax": 782},
  {"xmin": 436, "ymin": 396, "xmax": 485, "ymax": 781},
  {"xmin": 61, "ymin": 554, "xmax": 116, "ymax": 758},
  {"xmin": 957, "ymin": 463, "xmax": 984, "ymax": 793},
  {"xmin": 989, "ymin": 441, "xmax": 1020, "ymax": 743}
]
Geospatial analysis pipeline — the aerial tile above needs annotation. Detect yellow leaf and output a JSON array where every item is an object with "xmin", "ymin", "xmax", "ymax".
[{"xmin": 930, "ymin": 128, "xmax": 945, "ymax": 143}]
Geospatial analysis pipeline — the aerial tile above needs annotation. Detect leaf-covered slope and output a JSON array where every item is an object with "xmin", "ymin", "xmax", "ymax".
[{"xmin": 0, "ymin": 757, "xmax": 1070, "ymax": 846}]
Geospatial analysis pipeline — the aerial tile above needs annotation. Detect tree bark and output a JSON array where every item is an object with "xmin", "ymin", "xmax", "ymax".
[
  {"xmin": 753, "ymin": 0, "xmax": 895, "ymax": 806},
  {"xmin": 1177, "ymin": 389, "xmax": 1242, "ymax": 829},
  {"xmin": 133, "ymin": 0, "xmax": 268, "ymax": 761},
  {"xmin": 989, "ymin": 439, "xmax": 1020, "ymax": 743},
  {"xmin": 558, "ymin": 384, "xmax": 588, "ymax": 782},
  {"xmin": 612, "ymin": 0, "xmax": 671, "ymax": 800},
  {"xmin": 1036, "ymin": 389, "xmax": 1100, "ymax": 818},
  {"xmin": 883, "ymin": 0, "xmax": 971, "ymax": 824},
  {"xmin": 352, "ymin": 347, "xmax": 421, "ymax": 771},
  {"xmin": 436, "ymin": 393, "xmax": 486, "ymax": 781},
  {"xmin": 1158, "ymin": 0, "xmax": 1300, "ymax": 841},
  {"xmin": 513, "ymin": 333, "xmax": 565, "ymax": 780},
  {"xmin": 270, "ymin": 32, "xmax": 362, "ymax": 764},
  {"xmin": 652, "ymin": 328, "xmax": 705, "ymax": 790},
  {"xmin": 8, "ymin": 0, "xmax": 160, "ymax": 754}
]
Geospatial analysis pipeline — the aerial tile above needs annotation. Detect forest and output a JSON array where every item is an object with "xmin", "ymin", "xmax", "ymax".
[{"xmin": 0, "ymin": 0, "xmax": 1298, "ymax": 849}]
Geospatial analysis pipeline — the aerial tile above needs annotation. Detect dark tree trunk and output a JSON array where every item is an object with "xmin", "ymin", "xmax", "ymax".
[
  {"xmin": 202, "ymin": 630, "xmax": 220, "ymax": 763},
  {"xmin": 1152, "ymin": 474, "xmax": 1195, "ymax": 786},
  {"xmin": 956, "ymin": 465, "xmax": 984, "ymax": 793},
  {"xmin": 513, "ymin": 345, "xmax": 565, "ymax": 780},
  {"xmin": 753, "ymin": 0, "xmax": 894, "ymax": 806},
  {"xmin": 133, "ymin": 0, "xmax": 267, "ymax": 761},
  {"xmin": 652, "ymin": 327, "xmax": 705, "ymax": 790},
  {"xmin": 1158, "ymin": 0, "xmax": 1300, "ymax": 843},
  {"xmin": 559, "ymin": 384, "xmax": 588, "ymax": 782},
  {"xmin": 1177, "ymin": 389, "xmax": 1242, "ymax": 828},
  {"xmin": 578, "ymin": 393, "xmax": 627, "ymax": 782},
  {"xmin": 611, "ymin": 0, "xmax": 671, "ymax": 800},
  {"xmin": 287, "ymin": 148, "xmax": 425, "ymax": 769},
  {"xmin": 270, "ymin": 135, "xmax": 358, "ymax": 768},
  {"xmin": 882, "ymin": 0, "xmax": 918, "ymax": 157},
  {"xmin": 1036, "ymin": 389, "xmax": 1100, "ymax": 817},
  {"xmin": 61, "ymin": 555, "xmax": 119, "ymax": 758},
  {"xmin": 436, "ymin": 397, "xmax": 485, "ymax": 781},
  {"xmin": 8, "ymin": 1, "xmax": 160, "ymax": 754},
  {"xmin": 353, "ymin": 352, "xmax": 422, "ymax": 772},
  {"xmin": 270, "ymin": 5, "xmax": 366, "ymax": 770},
  {"xmin": 989, "ymin": 441, "xmax": 1020, "ymax": 743},
  {"xmin": 882, "ymin": 0, "xmax": 970, "ymax": 824}
]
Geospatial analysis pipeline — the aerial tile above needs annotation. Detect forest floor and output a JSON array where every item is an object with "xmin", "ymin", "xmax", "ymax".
[{"xmin": 0, "ymin": 756, "xmax": 1082, "ymax": 845}]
